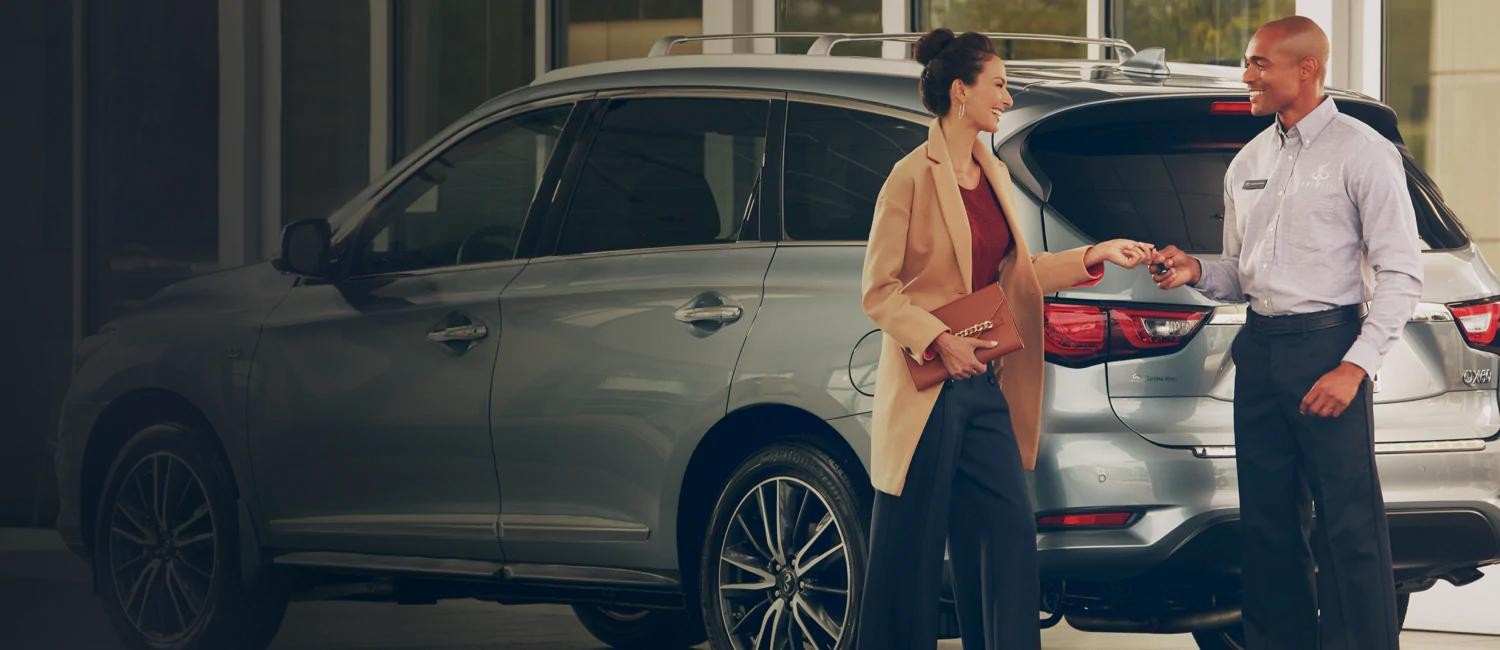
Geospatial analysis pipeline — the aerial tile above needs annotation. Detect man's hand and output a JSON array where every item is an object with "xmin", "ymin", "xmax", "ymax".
[
  {"xmin": 933, "ymin": 332, "xmax": 995, "ymax": 381},
  {"xmin": 1300, "ymin": 361, "xmax": 1366, "ymax": 418},
  {"xmin": 1149, "ymin": 245, "xmax": 1202, "ymax": 290}
]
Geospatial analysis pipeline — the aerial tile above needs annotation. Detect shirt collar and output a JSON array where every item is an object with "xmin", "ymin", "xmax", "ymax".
[{"xmin": 1276, "ymin": 95, "xmax": 1338, "ymax": 148}]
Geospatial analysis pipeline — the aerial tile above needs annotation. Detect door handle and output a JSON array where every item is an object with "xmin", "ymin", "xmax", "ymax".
[
  {"xmin": 427, "ymin": 323, "xmax": 489, "ymax": 343},
  {"xmin": 674, "ymin": 305, "xmax": 742, "ymax": 324}
]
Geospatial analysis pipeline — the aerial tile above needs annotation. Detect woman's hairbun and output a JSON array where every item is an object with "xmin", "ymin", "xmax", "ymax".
[
  {"xmin": 914, "ymin": 27, "xmax": 956, "ymax": 66},
  {"xmin": 915, "ymin": 29, "xmax": 999, "ymax": 116}
]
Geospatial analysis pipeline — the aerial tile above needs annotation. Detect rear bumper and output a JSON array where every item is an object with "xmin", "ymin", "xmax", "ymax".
[
  {"xmin": 1035, "ymin": 439, "xmax": 1500, "ymax": 584},
  {"xmin": 1040, "ymin": 503, "xmax": 1500, "ymax": 583}
]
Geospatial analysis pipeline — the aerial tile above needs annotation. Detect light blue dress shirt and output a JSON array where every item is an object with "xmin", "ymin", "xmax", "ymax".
[{"xmin": 1194, "ymin": 97, "xmax": 1424, "ymax": 375}]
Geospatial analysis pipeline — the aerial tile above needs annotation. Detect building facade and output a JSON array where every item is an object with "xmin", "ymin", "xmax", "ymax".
[{"xmin": 4, "ymin": 0, "xmax": 1496, "ymax": 541}]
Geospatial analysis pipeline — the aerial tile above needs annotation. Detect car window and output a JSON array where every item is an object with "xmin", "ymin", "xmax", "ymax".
[
  {"xmin": 783, "ymin": 102, "xmax": 926, "ymax": 241},
  {"xmin": 1028, "ymin": 118, "xmax": 1243, "ymax": 254},
  {"xmin": 1030, "ymin": 117, "xmax": 1467, "ymax": 254},
  {"xmin": 554, "ymin": 97, "xmax": 769, "ymax": 255},
  {"xmin": 352, "ymin": 105, "xmax": 572, "ymax": 275}
]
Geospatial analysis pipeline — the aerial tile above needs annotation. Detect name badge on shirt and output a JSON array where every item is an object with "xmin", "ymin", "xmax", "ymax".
[{"xmin": 1242, "ymin": 179, "xmax": 1268, "ymax": 190}]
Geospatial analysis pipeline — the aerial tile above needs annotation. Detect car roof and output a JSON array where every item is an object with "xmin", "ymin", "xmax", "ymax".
[{"xmin": 488, "ymin": 53, "xmax": 1375, "ymax": 120}]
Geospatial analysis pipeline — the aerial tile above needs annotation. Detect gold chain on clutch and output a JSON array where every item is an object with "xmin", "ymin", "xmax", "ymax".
[{"xmin": 955, "ymin": 320, "xmax": 995, "ymax": 338}]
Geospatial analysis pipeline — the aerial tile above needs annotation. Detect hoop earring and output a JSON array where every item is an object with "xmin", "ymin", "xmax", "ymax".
[{"xmin": 959, "ymin": 104, "xmax": 966, "ymax": 119}]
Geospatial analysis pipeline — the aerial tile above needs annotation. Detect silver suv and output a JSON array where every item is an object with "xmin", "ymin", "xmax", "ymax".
[{"xmin": 54, "ymin": 33, "xmax": 1500, "ymax": 650}]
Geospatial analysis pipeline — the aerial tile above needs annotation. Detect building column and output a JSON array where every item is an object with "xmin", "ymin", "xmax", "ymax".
[
  {"xmin": 700, "ymin": 0, "xmax": 773, "ymax": 53},
  {"xmin": 1428, "ymin": 0, "xmax": 1500, "ymax": 264},
  {"xmin": 1086, "ymin": 0, "xmax": 1104, "ymax": 61},
  {"xmin": 1297, "ymin": 0, "xmax": 1383, "ymax": 99},
  {"xmin": 370, "ymin": 0, "xmax": 392, "ymax": 182},
  {"xmin": 71, "ymin": 0, "xmax": 85, "ymax": 344},
  {"xmin": 218, "ymin": 0, "xmax": 264, "ymax": 267},
  {"xmin": 702, "ymin": 0, "xmax": 734, "ymax": 53},
  {"xmin": 536, "ymin": 0, "xmax": 551, "ymax": 74},
  {"xmin": 259, "ymin": 0, "xmax": 283, "ymax": 260},
  {"xmin": 882, "ymin": 0, "xmax": 908, "ymax": 59}
]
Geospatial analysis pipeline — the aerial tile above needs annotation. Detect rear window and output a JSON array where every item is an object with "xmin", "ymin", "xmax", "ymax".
[{"xmin": 1026, "ymin": 100, "xmax": 1469, "ymax": 253}]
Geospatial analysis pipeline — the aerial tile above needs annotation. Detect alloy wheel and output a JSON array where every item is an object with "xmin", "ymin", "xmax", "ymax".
[
  {"xmin": 107, "ymin": 451, "xmax": 217, "ymax": 644},
  {"xmin": 716, "ymin": 476, "xmax": 851, "ymax": 650}
]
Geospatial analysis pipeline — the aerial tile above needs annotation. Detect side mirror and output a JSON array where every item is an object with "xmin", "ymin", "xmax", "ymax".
[{"xmin": 274, "ymin": 219, "xmax": 333, "ymax": 278}]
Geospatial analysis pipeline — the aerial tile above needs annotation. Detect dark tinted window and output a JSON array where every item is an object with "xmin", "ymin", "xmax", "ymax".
[
  {"xmin": 353, "ymin": 105, "xmax": 572, "ymax": 275},
  {"xmin": 1031, "ymin": 120, "xmax": 1247, "ymax": 254},
  {"xmin": 1030, "ymin": 115, "xmax": 1468, "ymax": 253},
  {"xmin": 555, "ymin": 97, "xmax": 769, "ymax": 255},
  {"xmin": 783, "ymin": 102, "xmax": 926, "ymax": 241}
]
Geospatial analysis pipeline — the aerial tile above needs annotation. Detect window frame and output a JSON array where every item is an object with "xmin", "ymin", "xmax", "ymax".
[
  {"xmin": 779, "ymin": 94, "xmax": 930, "ymax": 244},
  {"xmin": 1402, "ymin": 153, "xmax": 1473, "ymax": 253},
  {"xmin": 334, "ymin": 94, "xmax": 591, "ymax": 281},
  {"xmin": 528, "ymin": 88, "xmax": 787, "ymax": 261}
]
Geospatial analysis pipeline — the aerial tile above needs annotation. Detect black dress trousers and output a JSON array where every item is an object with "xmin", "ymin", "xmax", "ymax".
[
  {"xmin": 1232, "ymin": 310, "xmax": 1400, "ymax": 650},
  {"xmin": 856, "ymin": 371, "xmax": 1040, "ymax": 650}
]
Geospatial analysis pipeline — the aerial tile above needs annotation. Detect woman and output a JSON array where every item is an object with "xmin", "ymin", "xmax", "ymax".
[{"xmin": 856, "ymin": 29, "xmax": 1152, "ymax": 650}]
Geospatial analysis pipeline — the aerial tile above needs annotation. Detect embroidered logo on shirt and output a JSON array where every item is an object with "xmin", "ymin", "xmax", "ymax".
[
  {"xmin": 1242, "ymin": 179, "xmax": 1268, "ymax": 190},
  {"xmin": 1308, "ymin": 162, "xmax": 1333, "ymax": 189}
]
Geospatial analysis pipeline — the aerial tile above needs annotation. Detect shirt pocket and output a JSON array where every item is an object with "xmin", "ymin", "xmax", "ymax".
[{"xmin": 1283, "ymin": 184, "xmax": 1351, "ymax": 258}]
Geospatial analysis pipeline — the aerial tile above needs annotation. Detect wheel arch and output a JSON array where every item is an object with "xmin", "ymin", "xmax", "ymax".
[{"xmin": 80, "ymin": 388, "xmax": 239, "ymax": 552}]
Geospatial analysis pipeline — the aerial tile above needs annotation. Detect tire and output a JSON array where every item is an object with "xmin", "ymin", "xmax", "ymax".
[
  {"xmin": 571, "ymin": 604, "xmax": 706, "ymax": 649},
  {"xmin": 1191, "ymin": 593, "xmax": 1410, "ymax": 650},
  {"xmin": 93, "ymin": 422, "xmax": 287, "ymax": 650},
  {"xmin": 700, "ymin": 442, "xmax": 869, "ymax": 650}
]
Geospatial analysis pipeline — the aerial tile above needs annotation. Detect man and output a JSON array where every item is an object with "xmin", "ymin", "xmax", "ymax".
[{"xmin": 1150, "ymin": 16, "xmax": 1422, "ymax": 650}]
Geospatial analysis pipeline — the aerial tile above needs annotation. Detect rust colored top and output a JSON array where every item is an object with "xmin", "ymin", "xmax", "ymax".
[{"xmin": 960, "ymin": 178, "xmax": 1013, "ymax": 293}]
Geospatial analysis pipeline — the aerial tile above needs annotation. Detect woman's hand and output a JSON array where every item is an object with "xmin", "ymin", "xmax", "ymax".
[
  {"xmin": 1085, "ymin": 239, "xmax": 1155, "ymax": 270},
  {"xmin": 933, "ymin": 332, "xmax": 996, "ymax": 381}
]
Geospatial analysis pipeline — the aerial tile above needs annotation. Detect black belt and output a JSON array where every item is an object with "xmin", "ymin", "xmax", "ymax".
[{"xmin": 1246, "ymin": 304, "xmax": 1363, "ymax": 335}]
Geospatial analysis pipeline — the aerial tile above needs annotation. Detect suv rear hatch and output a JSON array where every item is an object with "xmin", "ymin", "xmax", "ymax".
[{"xmin": 1008, "ymin": 95, "xmax": 1500, "ymax": 448}]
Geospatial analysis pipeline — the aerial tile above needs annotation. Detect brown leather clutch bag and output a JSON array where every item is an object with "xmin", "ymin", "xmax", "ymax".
[{"xmin": 905, "ymin": 282, "xmax": 1024, "ymax": 390}]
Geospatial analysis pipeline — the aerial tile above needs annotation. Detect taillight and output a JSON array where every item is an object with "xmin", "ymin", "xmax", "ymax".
[
  {"xmin": 1044, "ymin": 301, "xmax": 1210, "ymax": 368},
  {"xmin": 1448, "ymin": 297, "xmax": 1500, "ymax": 354},
  {"xmin": 1036, "ymin": 510, "xmax": 1140, "ymax": 530},
  {"xmin": 1210, "ymin": 100, "xmax": 1253, "ymax": 115},
  {"xmin": 1043, "ymin": 303, "xmax": 1108, "ymax": 367}
]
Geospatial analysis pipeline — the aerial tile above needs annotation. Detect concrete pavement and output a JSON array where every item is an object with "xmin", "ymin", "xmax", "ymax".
[{"xmin": 2, "ymin": 528, "xmax": 1495, "ymax": 650}]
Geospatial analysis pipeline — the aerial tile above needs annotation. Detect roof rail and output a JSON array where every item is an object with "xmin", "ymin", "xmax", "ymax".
[
  {"xmin": 806, "ymin": 32, "xmax": 1137, "ymax": 60},
  {"xmin": 648, "ymin": 33, "xmax": 843, "ymax": 57}
]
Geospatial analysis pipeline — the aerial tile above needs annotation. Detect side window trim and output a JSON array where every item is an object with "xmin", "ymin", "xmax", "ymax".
[
  {"xmin": 512, "ymin": 99, "xmax": 596, "ymax": 260},
  {"xmin": 764, "ymin": 97, "xmax": 787, "ymax": 243},
  {"xmin": 335, "ymin": 95, "xmax": 592, "ymax": 279},
  {"xmin": 529, "ymin": 99, "xmax": 608, "ymax": 260}
]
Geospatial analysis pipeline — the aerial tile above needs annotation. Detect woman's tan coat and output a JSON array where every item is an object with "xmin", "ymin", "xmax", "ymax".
[{"xmin": 862, "ymin": 119, "xmax": 1098, "ymax": 497}]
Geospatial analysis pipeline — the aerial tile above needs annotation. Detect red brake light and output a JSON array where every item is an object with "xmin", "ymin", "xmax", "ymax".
[
  {"xmin": 1210, "ymin": 101, "xmax": 1253, "ymax": 115},
  {"xmin": 1448, "ymin": 297, "xmax": 1500, "ymax": 353},
  {"xmin": 1037, "ymin": 511, "xmax": 1136, "ymax": 529},
  {"xmin": 1044, "ymin": 302, "xmax": 1211, "ymax": 368},
  {"xmin": 1043, "ymin": 303, "xmax": 1107, "ymax": 366}
]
